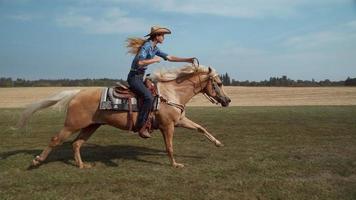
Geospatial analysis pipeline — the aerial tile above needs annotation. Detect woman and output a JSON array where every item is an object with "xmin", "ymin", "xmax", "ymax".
[{"xmin": 126, "ymin": 25, "xmax": 195, "ymax": 139}]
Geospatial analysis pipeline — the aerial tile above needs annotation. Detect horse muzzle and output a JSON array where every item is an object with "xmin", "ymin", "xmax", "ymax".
[{"xmin": 218, "ymin": 96, "xmax": 231, "ymax": 107}]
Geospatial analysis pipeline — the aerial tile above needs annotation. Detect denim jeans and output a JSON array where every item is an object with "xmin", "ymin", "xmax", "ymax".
[{"xmin": 127, "ymin": 71, "xmax": 154, "ymax": 129}]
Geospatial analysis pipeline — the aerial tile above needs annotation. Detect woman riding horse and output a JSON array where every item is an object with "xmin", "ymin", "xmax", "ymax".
[
  {"xmin": 17, "ymin": 27, "xmax": 231, "ymax": 169},
  {"xmin": 126, "ymin": 25, "xmax": 195, "ymax": 138}
]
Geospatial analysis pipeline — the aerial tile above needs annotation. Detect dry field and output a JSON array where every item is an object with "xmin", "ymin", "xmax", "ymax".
[{"xmin": 0, "ymin": 86, "xmax": 356, "ymax": 108}]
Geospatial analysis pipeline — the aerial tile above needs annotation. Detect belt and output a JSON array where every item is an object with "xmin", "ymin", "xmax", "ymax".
[{"xmin": 129, "ymin": 70, "xmax": 144, "ymax": 76}]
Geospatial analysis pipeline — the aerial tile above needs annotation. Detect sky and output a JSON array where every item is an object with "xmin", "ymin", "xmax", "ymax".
[{"xmin": 0, "ymin": 0, "xmax": 356, "ymax": 81}]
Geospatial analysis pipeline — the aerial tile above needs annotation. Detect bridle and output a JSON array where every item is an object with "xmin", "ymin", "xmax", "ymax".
[
  {"xmin": 192, "ymin": 58, "xmax": 222, "ymax": 105},
  {"xmin": 202, "ymin": 74, "xmax": 221, "ymax": 105},
  {"xmin": 159, "ymin": 58, "xmax": 223, "ymax": 113}
]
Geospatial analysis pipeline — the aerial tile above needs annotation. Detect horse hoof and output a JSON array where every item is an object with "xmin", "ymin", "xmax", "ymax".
[
  {"xmin": 27, "ymin": 157, "xmax": 42, "ymax": 170},
  {"xmin": 79, "ymin": 163, "xmax": 93, "ymax": 169},
  {"xmin": 215, "ymin": 141, "xmax": 224, "ymax": 147},
  {"xmin": 32, "ymin": 156, "xmax": 42, "ymax": 166},
  {"xmin": 173, "ymin": 163, "xmax": 185, "ymax": 168},
  {"xmin": 32, "ymin": 159, "xmax": 40, "ymax": 166}
]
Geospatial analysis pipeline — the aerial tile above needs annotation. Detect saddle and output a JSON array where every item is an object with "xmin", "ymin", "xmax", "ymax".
[{"xmin": 99, "ymin": 78, "xmax": 159, "ymax": 133}]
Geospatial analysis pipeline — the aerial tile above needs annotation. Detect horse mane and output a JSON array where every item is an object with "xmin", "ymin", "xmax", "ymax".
[{"xmin": 152, "ymin": 64, "xmax": 217, "ymax": 82}]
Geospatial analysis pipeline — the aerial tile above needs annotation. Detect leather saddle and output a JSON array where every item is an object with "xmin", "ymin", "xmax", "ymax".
[
  {"xmin": 113, "ymin": 79, "xmax": 158, "ymax": 99},
  {"xmin": 110, "ymin": 78, "xmax": 159, "ymax": 132}
]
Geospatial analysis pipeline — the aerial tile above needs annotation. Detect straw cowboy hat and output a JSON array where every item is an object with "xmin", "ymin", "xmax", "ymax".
[{"xmin": 144, "ymin": 25, "xmax": 171, "ymax": 37}]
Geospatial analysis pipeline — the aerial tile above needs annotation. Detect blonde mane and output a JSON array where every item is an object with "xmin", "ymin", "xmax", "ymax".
[{"xmin": 152, "ymin": 65, "xmax": 217, "ymax": 82}]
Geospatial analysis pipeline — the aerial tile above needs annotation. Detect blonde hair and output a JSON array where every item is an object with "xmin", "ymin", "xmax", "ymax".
[{"xmin": 126, "ymin": 37, "xmax": 147, "ymax": 55}]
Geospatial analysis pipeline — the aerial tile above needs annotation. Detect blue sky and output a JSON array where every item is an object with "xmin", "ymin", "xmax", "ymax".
[{"xmin": 0, "ymin": 0, "xmax": 355, "ymax": 81}]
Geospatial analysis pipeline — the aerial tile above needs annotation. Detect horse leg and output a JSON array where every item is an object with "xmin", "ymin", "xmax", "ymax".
[
  {"xmin": 31, "ymin": 126, "xmax": 78, "ymax": 167},
  {"xmin": 160, "ymin": 123, "xmax": 184, "ymax": 168},
  {"xmin": 72, "ymin": 124, "xmax": 100, "ymax": 169},
  {"xmin": 176, "ymin": 116, "xmax": 223, "ymax": 147}
]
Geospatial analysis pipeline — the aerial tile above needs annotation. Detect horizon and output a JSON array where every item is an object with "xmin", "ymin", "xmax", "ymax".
[
  {"xmin": 1, "ymin": 0, "xmax": 356, "ymax": 81},
  {"xmin": 0, "ymin": 73, "xmax": 351, "ymax": 82}
]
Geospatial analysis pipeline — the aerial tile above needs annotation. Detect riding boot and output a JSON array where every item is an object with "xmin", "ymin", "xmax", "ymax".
[
  {"xmin": 134, "ymin": 116, "xmax": 150, "ymax": 138},
  {"xmin": 138, "ymin": 125, "xmax": 151, "ymax": 138},
  {"xmin": 137, "ymin": 114, "xmax": 153, "ymax": 138}
]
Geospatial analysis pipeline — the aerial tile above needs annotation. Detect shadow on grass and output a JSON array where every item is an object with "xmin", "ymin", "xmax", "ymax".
[{"xmin": 0, "ymin": 142, "xmax": 203, "ymax": 169}]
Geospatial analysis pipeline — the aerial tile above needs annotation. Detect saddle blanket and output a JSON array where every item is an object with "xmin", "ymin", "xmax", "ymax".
[{"xmin": 99, "ymin": 87, "xmax": 160, "ymax": 112}]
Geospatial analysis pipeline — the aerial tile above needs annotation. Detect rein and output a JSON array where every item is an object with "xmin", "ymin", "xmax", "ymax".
[
  {"xmin": 203, "ymin": 93, "xmax": 219, "ymax": 105},
  {"xmin": 159, "ymin": 96, "xmax": 185, "ymax": 113},
  {"xmin": 192, "ymin": 58, "xmax": 204, "ymax": 94}
]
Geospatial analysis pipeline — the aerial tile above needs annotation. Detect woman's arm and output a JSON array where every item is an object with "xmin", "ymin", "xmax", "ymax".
[
  {"xmin": 167, "ymin": 56, "xmax": 194, "ymax": 63},
  {"xmin": 138, "ymin": 56, "xmax": 161, "ymax": 66},
  {"xmin": 137, "ymin": 55, "xmax": 194, "ymax": 67}
]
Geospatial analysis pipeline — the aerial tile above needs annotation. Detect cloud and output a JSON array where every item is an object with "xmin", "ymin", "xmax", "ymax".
[
  {"xmin": 56, "ymin": 7, "xmax": 149, "ymax": 34},
  {"xmin": 182, "ymin": 0, "xmax": 348, "ymax": 18},
  {"xmin": 215, "ymin": 43, "xmax": 356, "ymax": 80},
  {"xmin": 213, "ymin": 19, "xmax": 356, "ymax": 80},
  {"xmin": 347, "ymin": 20, "xmax": 356, "ymax": 28},
  {"xmin": 103, "ymin": 0, "xmax": 350, "ymax": 18},
  {"xmin": 6, "ymin": 14, "xmax": 36, "ymax": 21},
  {"xmin": 0, "ymin": 0, "xmax": 31, "ymax": 4},
  {"xmin": 154, "ymin": 0, "xmax": 300, "ymax": 18},
  {"xmin": 284, "ymin": 31, "xmax": 345, "ymax": 49},
  {"xmin": 284, "ymin": 21, "xmax": 356, "ymax": 50}
]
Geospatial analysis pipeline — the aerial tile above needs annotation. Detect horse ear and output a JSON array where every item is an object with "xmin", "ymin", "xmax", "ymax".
[{"xmin": 208, "ymin": 67, "xmax": 212, "ymax": 74}]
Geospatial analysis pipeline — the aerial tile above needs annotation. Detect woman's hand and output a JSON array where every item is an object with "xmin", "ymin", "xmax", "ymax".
[
  {"xmin": 190, "ymin": 57, "xmax": 198, "ymax": 64},
  {"xmin": 191, "ymin": 57, "xmax": 199, "ymax": 66}
]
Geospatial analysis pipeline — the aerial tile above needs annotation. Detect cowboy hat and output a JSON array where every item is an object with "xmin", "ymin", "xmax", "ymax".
[{"xmin": 144, "ymin": 25, "xmax": 171, "ymax": 37}]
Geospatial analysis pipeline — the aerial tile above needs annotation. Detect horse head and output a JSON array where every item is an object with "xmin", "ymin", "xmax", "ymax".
[
  {"xmin": 152, "ymin": 64, "xmax": 231, "ymax": 107},
  {"xmin": 201, "ymin": 67, "xmax": 231, "ymax": 107}
]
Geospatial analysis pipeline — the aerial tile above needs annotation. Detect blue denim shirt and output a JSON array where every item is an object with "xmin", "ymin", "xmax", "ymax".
[{"xmin": 130, "ymin": 40, "xmax": 168, "ymax": 74}]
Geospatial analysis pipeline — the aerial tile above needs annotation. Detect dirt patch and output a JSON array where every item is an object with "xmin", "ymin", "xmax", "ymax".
[{"xmin": 0, "ymin": 86, "xmax": 355, "ymax": 108}]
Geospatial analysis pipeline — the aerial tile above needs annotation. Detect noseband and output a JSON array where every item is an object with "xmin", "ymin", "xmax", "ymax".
[{"xmin": 203, "ymin": 75, "xmax": 221, "ymax": 105}]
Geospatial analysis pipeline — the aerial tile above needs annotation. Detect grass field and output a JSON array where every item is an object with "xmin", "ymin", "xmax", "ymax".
[{"xmin": 1, "ymin": 106, "xmax": 356, "ymax": 199}]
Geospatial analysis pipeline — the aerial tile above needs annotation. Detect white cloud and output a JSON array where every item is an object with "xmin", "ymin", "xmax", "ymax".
[
  {"xmin": 214, "ymin": 43, "xmax": 356, "ymax": 80},
  {"xmin": 284, "ymin": 31, "xmax": 345, "ymax": 49},
  {"xmin": 155, "ymin": 0, "xmax": 299, "ymax": 18},
  {"xmin": 212, "ymin": 19, "xmax": 356, "ymax": 80},
  {"xmin": 56, "ymin": 7, "xmax": 149, "ymax": 34},
  {"xmin": 102, "ymin": 0, "xmax": 351, "ymax": 18},
  {"xmin": 284, "ymin": 21, "xmax": 356, "ymax": 50},
  {"xmin": 347, "ymin": 20, "xmax": 356, "ymax": 29},
  {"xmin": 67, "ymin": 0, "xmax": 351, "ymax": 19},
  {"xmin": 1, "ymin": 0, "xmax": 31, "ymax": 4},
  {"xmin": 6, "ymin": 14, "xmax": 36, "ymax": 21}
]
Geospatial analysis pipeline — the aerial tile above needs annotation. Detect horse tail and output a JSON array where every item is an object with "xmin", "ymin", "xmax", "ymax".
[{"xmin": 16, "ymin": 89, "xmax": 81, "ymax": 129}]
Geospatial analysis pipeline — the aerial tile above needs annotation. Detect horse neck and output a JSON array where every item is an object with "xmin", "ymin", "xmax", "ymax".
[{"xmin": 159, "ymin": 73, "xmax": 209, "ymax": 105}]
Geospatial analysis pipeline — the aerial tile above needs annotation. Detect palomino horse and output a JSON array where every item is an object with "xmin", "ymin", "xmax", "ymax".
[{"xmin": 17, "ymin": 65, "xmax": 231, "ymax": 168}]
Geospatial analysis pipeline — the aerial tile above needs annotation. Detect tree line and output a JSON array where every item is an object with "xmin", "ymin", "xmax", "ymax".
[
  {"xmin": 0, "ymin": 75, "xmax": 355, "ymax": 87},
  {"xmin": 0, "ymin": 78, "xmax": 124, "ymax": 87},
  {"xmin": 219, "ymin": 73, "xmax": 356, "ymax": 87}
]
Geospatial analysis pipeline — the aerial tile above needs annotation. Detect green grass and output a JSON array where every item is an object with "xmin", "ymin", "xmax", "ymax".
[{"xmin": 1, "ymin": 106, "xmax": 356, "ymax": 200}]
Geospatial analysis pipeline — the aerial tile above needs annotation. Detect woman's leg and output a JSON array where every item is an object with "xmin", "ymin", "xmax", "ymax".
[{"xmin": 128, "ymin": 75, "xmax": 154, "ymax": 135}]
